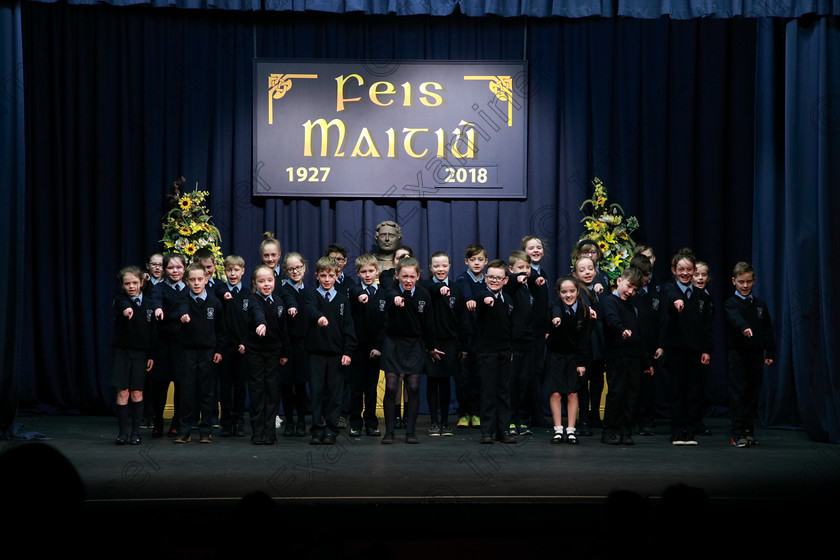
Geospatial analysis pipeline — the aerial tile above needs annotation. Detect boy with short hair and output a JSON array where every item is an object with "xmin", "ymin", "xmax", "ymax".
[
  {"xmin": 216, "ymin": 255, "xmax": 248, "ymax": 437},
  {"xmin": 600, "ymin": 266, "xmax": 652, "ymax": 445},
  {"xmin": 302, "ymin": 256, "xmax": 358, "ymax": 445},
  {"xmin": 347, "ymin": 254, "xmax": 387, "ymax": 437},
  {"xmin": 454, "ymin": 243, "xmax": 487, "ymax": 429},
  {"xmin": 193, "ymin": 247, "xmax": 219, "ymax": 291},
  {"xmin": 175, "ymin": 263, "xmax": 224, "ymax": 443},
  {"xmin": 472, "ymin": 259, "xmax": 516, "ymax": 444},
  {"xmin": 725, "ymin": 262, "xmax": 775, "ymax": 447},
  {"xmin": 504, "ymin": 250, "xmax": 536, "ymax": 436}
]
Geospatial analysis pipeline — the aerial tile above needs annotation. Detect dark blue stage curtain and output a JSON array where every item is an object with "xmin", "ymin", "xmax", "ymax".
[
  {"xmin": 16, "ymin": 3, "xmax": 757, "ymax": 420},
  {"xmin": 0, "ymin": 0, "xmax": 25, "ymax": 437},
  {"xmin": 754, "ymin": 17, "xmax": 840, "ymax": 443},
  {"xmin": 16, "ymin": 0, "xmax": 840, "ymax": 17}
]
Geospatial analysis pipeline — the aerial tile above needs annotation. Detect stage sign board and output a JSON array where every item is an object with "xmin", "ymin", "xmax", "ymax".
[{"xmin": 252, "ymin": 59, "xmax": 528, "ymax": 199}]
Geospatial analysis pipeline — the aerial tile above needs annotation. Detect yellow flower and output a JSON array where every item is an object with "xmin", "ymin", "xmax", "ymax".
[
  {"xmin": 603, "ymin": 232, "xmax": 616, "ymax": 245},
  {"xmin": 597, "ymin": 241, "xmax": 609, "ymax": 252},
  {"xmin": 179, "ymin": 226, "xmax": 192, "ymax": 236},
  {"xmin": 179, "ymin": 197, "xmax": 193, "ymax": 211},
  {"xmin": 184, "ymin": 243, "xmax": 197, "ymax": 256},
  {"xmin": 596, "ymin": 197, "xmax": 607, "ymax": 206}
]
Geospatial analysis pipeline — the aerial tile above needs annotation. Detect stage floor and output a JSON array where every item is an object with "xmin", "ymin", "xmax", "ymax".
[{"xmin": 3, "ymin": 414, "xmax": 838, "ymax": 559}]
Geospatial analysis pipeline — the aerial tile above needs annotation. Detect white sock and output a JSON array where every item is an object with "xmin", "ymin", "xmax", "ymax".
[
  {"xmin": 566, "ymin": 427, "xmax": 576, "ymax": 434},
  {"xmin": 554, "ymin": 426, "xmax": 564, "ymax": 434}
]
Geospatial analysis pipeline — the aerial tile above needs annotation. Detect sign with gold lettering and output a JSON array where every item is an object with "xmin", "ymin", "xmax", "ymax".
[{"xmin": 253, "ymin": 59, "xmax": 528, "ymax": 199}]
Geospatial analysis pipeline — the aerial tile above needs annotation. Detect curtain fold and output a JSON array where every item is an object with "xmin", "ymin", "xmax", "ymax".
[
  {"xmin": 0, "ymin": 0, "xmax": 25, "ymax": 436},
  {"xmin": 754, "ymin": 16, "xmax": 840, "ymax": 443}
]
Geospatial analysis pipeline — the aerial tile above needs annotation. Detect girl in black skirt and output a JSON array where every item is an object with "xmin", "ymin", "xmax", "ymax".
[
  {"xmin": 380, "ymin": 257, "xmax": 440, "ymax": 444},
  {"xmin": 545, "ymin": 276, "xmax": 592, "ymax": 444}
]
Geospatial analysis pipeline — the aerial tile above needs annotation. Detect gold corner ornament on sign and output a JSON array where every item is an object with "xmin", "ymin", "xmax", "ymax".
[
  {"xmin": 463, "ymin": 75, "xmax": 514, "ymax": 126},
  {"xmin": 268, "ymin": 73, "xmax": 318, "ymax": 125}
]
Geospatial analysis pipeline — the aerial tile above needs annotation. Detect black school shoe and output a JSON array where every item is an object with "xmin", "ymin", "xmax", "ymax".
[{"xmin": 380, "ymin": 432, "xmax": 395, "ymax": 444}]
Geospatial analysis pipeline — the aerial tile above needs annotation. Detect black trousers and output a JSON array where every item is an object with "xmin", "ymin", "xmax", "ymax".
[
  {"xmin": 308, "ymin": 354, "xmax": 344, "ymax": 438},
  {"xmin": 728, "ymin": 349, "xmax": 765, "ymax": 437},
  {"xmin": 666, "ymin": 348, "xmax": 704, "ymax": 438},
  {"xmin": 218, "ymin": 347, "xmax": 248, "ymax": 428},
  {"xmin": 348, "ymin": 349, "xmax": 381, "ymax": 431},
  {"xmin": 455, "ymin": 351, "xmax": 481, "ymax": 417},
  {"xmin": 510, "ymin": 348, "xmax": 535, "ymax": 426},
  {"xmin": 603, "ymin": 355, "xmax": 642, "ymax": 437},
  {"xmin": 178, "ymin": 347, "xmax": 216, "ymax": 438},
  {"xmin": 478, "ymin": 351, "xmax": 512, "ymax": 438},
  {"xmin": 246, "ymin": 349, "xmax": 282, "ymax": 440}
]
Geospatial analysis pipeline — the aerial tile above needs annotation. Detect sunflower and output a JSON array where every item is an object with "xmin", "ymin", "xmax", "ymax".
[
  {"xmin": 184, "ymin": 243, "xmax": 198, "ymax": 256},
  {"xmin": 179, "ymin": 197, "xmax": 193, "ymax": 211},
  {"xmin": 179, "ymin": 226, "xmax": 192, "ymax": 236}
]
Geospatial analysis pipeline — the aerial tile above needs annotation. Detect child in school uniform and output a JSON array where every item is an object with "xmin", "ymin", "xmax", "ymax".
[
  {"xmin": 301, "ymin": 257, "xmax": 357, "ymax": 445},
  {"xmin": 380, "ymin": 257, "xmax": 439, "ymax": 444},
  {"xmin": 600, "ymin": 266, "xmax": 653, "ymax": 445},
  {"xmin": 545, "ymin": 276, "xmax": 591, "ymax": 444},
  {"xmin": 259, "ymin": 232, "xmax": 284, "ymax": 279},
  {"xmin": 193, "ymin": 247, "xmax": 222, "ymax": 427},
  {"xmin": 325, "ymin": 243, "xmax": 351, "ymax": 427},
  {"xmin": 573, "ymin": 255, "xmax": 606, "ymax": 436},
  {"xmin": 378, "ymin": 245, "xmax": 414, "ymax": 428},
  {"xmin": 277, "ymin": 252, "xmax": 309, "ymax": 437},
  {"xmin": 725, "ymin": 262, "xmax": 776, "ymax": 447},
  {"xmin": 454, "ymin": 243, "xmax": 488, "ymax": 430},
  {"xmin": 111, "ymin": 266, "xmax": 156, "ymax": 445},
  {"xmin": 216, "ymin": 255, "xmax": 249, "ymax": 438},
  {"xmin": 660, "ymin": 248, "xmax": 714, "ymax": 446},
  {"xmin": 504, "ymin": 251, "xmax": 536, "ymax": 437},
  {"xmin": 472, "ymin": 259, "xmax": 516, "ymax": 445},
  {"xmin": 245, "ymin": 265, "xmax": 290, "ymax": 445},
  {"xmin": 691, "ymin": 260, "xmax": 715, "ymax": 437},
  {"xmin": 149, "ymin": 253, "xmax": 189, "ymax": 438},
  {"xmin": 144, "ymin": 253, "xmax": 165, "ymax": 289},
  {"xmin": 572, "ymin": 239, "xmax": 611, "ymax": 295},
  {"xmin": 421, "ymin": 251, "xmax": 469, "ymax": 437},
  {"xmin": 140, "ymin": 252, "xmax": 164, "ymax": 427},
  {"xmin": 628, "ymin": 254, "xmax": 664, "ymax": 436},
  {"xmin": 347, "ymin": 254, "xmax": 387, "ymax": 437},
  {"xmin": 522, "ymin": 235, "xmax": 552, "ymax": 430},
  {"xmin": 173, "ymin": 263, "xmax": 224, "ymax": 444}
]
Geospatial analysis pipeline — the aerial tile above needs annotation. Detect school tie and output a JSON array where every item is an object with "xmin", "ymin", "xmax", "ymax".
[
  {"xmin": 566, "ymin": 305, "xmax": 574, "ymax": 318},
  {"xmin": 685, "ymin": 287, "xmax": 692, "ymax": 299},
  {"xmin": 746, "ymin": 296, "xmax": 753, "ymax": 305},
  {"xmin": 232, "ymin": 287, "xmax": 239, "ymax": 295},
  {"xmin": 366, "ymin": 285, "xmax": 375, "ymax": 297},
  {"xmin": 324, "ymin": 292, "xmax": 331, "ymax": 303},
  {"xmin": 133, "ymin": 298, "xmax": 141, "ymax": 307}
]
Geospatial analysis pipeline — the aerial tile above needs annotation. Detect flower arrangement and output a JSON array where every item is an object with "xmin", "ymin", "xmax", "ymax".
[
  {"xmin": 161, "ymin": 177, "xmax": 224, "ymax": 278},
  {"xmin": 578, "ymin": 177, "xmax": 640, "ymax": 282}
]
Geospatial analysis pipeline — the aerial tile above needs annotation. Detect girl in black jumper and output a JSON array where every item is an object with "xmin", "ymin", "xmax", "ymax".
[{"xmin": 380, "ymin": 257, "xmax": 439, "ymax": 444}]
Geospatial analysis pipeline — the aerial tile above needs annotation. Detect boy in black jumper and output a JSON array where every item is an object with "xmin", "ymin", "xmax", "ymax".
[
  {"xmin": 111, "ymin": 266, "xmax": 156, "ymax": 445},
  {"xmin": 302, "ymin": 256, "xmax": 357, "ymax": 445},
  {"xmin": 600, "ymin": 266, "xmax": 653, "ymax": 445},
  {"xmin": 216, "ymin": 255, "xmax": 249, "ymax": 437},
  {"xmin": 628, "ymin": 254, "xmax": 664, "ymax": 436},
  {"xmin": 347, "ymin": 254, "xmax": 387, "ymax": 437},
  {"xmin": 454, "ymin": 243, "xmax": 487, "ymax": 429},
  {"xmin": 473, "ymin": 259, "xmax": 516, "ymax": 444},
  {"xmin": 175, "ymin": 263, "xmax": 224, "ymax": 443},
  {"xmin": 725, "ymin": 261, "xmax": 776, "ymax": 447},
  {"xmin": 504, "ymin": 251, "xmax": 536, "ymax": 436},
  {"xmin": 422, "ymin": 250, "xmax": 470, "ymax": 436}
]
